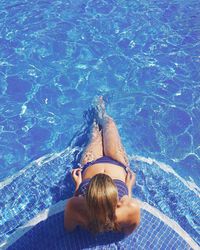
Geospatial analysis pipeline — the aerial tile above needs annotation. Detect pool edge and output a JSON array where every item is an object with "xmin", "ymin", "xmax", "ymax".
[{"xmin": 2, "ymin": 200, "xmax": 199, "ymax": 250}]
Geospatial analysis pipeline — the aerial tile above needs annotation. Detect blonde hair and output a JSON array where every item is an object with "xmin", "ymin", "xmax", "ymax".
[{"xmin": 85, "ymin": 173, "xmax": 120, "ymax": 234}]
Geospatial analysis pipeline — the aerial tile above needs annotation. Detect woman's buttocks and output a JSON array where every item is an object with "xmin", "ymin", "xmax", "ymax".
[{"xmin": 82, "ymin": 163, "xmax": 127, "ymax": 182}]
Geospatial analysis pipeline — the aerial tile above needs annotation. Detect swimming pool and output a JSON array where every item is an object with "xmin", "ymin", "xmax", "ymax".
[{"xmin": 0, "ymin": 0, "xmax": 200, "ymax": 248}]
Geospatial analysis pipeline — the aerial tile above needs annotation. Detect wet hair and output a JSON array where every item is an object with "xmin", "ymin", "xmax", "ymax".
[{"xmin": 85, "ymin": 173, "xmax": 120, "ymax": 234}]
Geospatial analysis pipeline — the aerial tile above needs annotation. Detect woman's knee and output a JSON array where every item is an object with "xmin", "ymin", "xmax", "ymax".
[
  {"xmin": 104, "ymin": 144, "xmax": 123, "ymax": 161},
  {"xmin": 104, "ymin": 144, "xmax": 129, "ymax": 166},
  {"xmin": 80, "ymin": 151, "xmax": 95, "ymax": 165}
]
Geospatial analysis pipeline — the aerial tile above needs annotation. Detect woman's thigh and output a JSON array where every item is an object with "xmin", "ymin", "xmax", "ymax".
[
  {"xmin": 103, "ymin": 117, "xmax": 129, "ymax": 167},
  {"xmin": 80, "ymin": 125, "xmax": 103, "ymax": 166}
]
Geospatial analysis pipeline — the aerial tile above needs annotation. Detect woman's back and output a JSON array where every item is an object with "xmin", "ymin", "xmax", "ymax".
[{"xmin": 64, "ymin": 192, "xmax": 140, "ymax": 234}]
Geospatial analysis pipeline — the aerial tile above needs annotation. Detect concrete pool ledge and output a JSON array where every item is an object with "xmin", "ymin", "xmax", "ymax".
[{"xmin": 3, "ymin": 200, "xmax": 199, "ymax": 250}]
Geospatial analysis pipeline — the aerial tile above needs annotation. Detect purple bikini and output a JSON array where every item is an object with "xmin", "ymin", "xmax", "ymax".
[{"xmin": 75, "ymin": 156, "xmax": 129, "ymax": 199}]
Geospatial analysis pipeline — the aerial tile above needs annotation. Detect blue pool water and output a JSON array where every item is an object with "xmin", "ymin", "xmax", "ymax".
[{"xmin": 0, "ymin": 0, "xmax": 200, "ymax": 247}]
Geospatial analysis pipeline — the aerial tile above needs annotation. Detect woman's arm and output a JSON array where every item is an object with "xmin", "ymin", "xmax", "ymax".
[
  {"xmin": 74, "ymin": 185, "xmax": 81, "ymax": 196},
  {"xmin": 125, "ymin": 170, "xmax": 136, "ymax": 197},
  {"xmin": 71, "ymin": 168, "xmax": 82, "ymax": 196}
]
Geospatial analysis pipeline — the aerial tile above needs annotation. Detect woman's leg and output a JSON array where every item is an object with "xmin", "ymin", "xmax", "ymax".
[
  {"xmin": 80, "ymin": 121, "xmax": 103, "ymax": 165},
  {"xmin": 102, "ymin": 116, "xmax": 130, "ymax": 167},
  {"xmin": 97, "ymin": 97, "xmax": 130, "ymax": 167}
]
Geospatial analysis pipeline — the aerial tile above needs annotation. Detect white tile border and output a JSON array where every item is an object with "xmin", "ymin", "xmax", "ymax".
[{"xmin": 1, "ymin": 200, "xmax": 199, "ymax": 250}]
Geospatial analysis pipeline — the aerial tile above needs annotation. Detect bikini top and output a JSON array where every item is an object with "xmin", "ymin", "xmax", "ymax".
[{"xmin": 75, "ymin": 178, "xmax": 129, "ymax": 199}]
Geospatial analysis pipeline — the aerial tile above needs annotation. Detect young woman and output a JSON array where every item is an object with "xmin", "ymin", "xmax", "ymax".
[{"xmin": 64, "ymin": 97, "xmax": 140, "ymax": 235}]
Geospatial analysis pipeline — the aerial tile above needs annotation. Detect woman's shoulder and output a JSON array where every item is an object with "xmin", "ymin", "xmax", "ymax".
[
  {"xmin": 126, "ymin": 198, "xmax": 140, "ymax": 221},
  {"xmin": 65, "ymin": 196, "xmax": 86, "ymax": 212},
  {"xmin": 116, "ymin": 197, "xmax": 140, "ymax": 234},
  {"xmin": 119, "ymin": 196, "xmax": 140, "ymax": 207},
  {"xmin": 64, "ymin": 196, "xmax": 88, "ymax": 231},
  {"xmin": 64, "ymin": 197, "xmax": 82, "ymax": 218}
]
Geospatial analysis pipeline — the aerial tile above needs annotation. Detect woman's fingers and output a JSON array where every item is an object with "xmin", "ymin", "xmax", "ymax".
[
  {"xmin": 72, "ymin": 168, "xmax": 82, "ymax": 179},
  {"xmin": 129, "ymin": 169, "xmax": 133, "ymax": 174},
  {"xmin": 130, "ymin": 171, "xmax": 136, "ymax": 180},
  {"xmin": 72, "ymin": 169, "xmax": 77, "ymax": 177},
  {"xmin": 72, "ymin": 168, "xmax": 82, "ymax": 173}
]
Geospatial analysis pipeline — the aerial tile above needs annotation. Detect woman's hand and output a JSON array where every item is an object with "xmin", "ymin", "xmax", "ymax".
[
  {"xmin": 125, "ymin": 170, "xmax": 136, "ymax": 189},
  {"xmin": 71, "ymin": 168, "xmax": 82, "ymax": 190}
]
